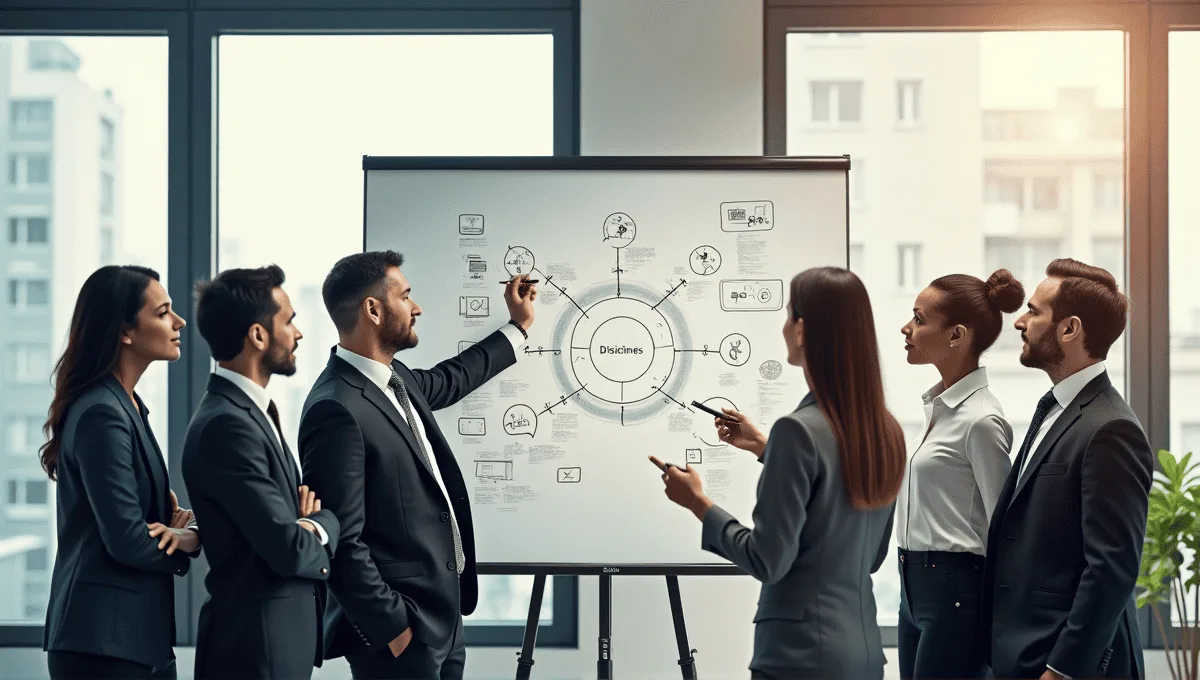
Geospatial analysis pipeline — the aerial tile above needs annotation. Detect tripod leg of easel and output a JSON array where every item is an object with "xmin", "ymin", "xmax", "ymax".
[
  {"xmin": 597, "ymin": 574, "xmax": 614, "ymax": 679},
  {"xmin": 515, "ymin": 573, "xmax": 547, "ymax": 680},
  {"xmin": 666, "ymin": 575, "xmax": 698, "ymax": 680}
]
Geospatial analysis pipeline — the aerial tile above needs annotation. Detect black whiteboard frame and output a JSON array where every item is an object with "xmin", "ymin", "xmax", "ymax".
[{"xmin": 361, "ymin": 154, "xmax": 852, "ymax": 577}]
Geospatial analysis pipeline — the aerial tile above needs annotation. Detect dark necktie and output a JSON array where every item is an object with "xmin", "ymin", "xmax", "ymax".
[
  {"xmin": 1014, "ymin": 390, "xmax": 1059, "ymax": 482},
  {"xmin": 266, "ymin": 400, "xmax": 300, "ymax": 488},
  {"xmin": 388, "ymin": 368, "xmax": 464, "ymax": 575}
]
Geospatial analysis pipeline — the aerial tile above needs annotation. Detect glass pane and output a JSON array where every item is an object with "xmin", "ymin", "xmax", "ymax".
[
  {"xmin": 216, "ymin": 34, "xmax": 554, "ymax": 627},
  {"xmin": 0, "ymin": 35, "xmax": 168, "ymax": 625},
  {"xmin": 788, "ymin": 30, "xmax": 1126, "ymax": 626},
  {"xmin": 1170, "ymin": 30, "xmax": 1200, "ymax": 627}
]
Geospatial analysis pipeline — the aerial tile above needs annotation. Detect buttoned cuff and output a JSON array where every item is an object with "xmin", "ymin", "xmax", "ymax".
[
  {"xmin": 499, "ymin": 323, "xmax": 526, "ymax": 350},
  {"xmin": 297, "ymin": 518, "xmax": 329, "ymax": 546}
]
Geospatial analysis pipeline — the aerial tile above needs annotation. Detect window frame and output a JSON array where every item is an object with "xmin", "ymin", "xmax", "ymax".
[
  {"xmin": 765, "ymin": 0, "xmax": 1157, "ymax": 648},
  {"xmin": 0, "ymin": 0, "xmax": 580, "ymax": 649}
]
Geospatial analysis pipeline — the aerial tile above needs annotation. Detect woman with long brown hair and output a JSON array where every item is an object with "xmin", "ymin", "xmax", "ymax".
[
  {"xmin": 42, "ymin": 265, "xmax": 201, "ymax": 679},
  {"xmin": 651, "ymin": 266, "xmax": 906, "ymax": 680},
  {"xmin": 894, "ymin": 270, "xmax": 1023, "ymax": 680}
]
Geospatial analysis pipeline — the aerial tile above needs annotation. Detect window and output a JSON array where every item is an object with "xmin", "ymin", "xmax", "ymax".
[
  {"xmin": 851, "ymin": 157, "xmax": 866, "ymax": 207},
  {"xmin": 217, "ymin": 34, "xmax": 558, "ymax": 643},
  {"xmin": 99, "ymin": 226, "xmax": 114, "ymax": 265},
  {"xmin": 10, "ymin": 101, "xmax": 52, "ymax": 135},
  {"xmin": 785, "ymin": 30, "xmax": 1126, "ymax": 628},
  {"xmin": 897, "ymin": 80, "xmax": 922, "ymax": 125},
  {"xmin": 810, "ymin": 80, "xmax": 863, "ymax": 124},
  {"xmin": 849, "ymin": 243, "xmax": 865, "ymax": 273},
  {"xmin": 897, "ymin": 244, "xmax": 922, "ymax": 291},
  {"xmin": 7, "ymin": 344, "xmax": 50, "ymax": 383},
  {"xmin": 8, "ymin": 217, "xmax": 51, "ymax": 244},
  {"xmin": 7, "ymin": 280, "xmax": 50, "ymax": 309},
  {"xmin": 0, "ymin": 35, "xmax": 168, "ymax": 628},
  {"xmin": 1092, "ymin": 236, "xmax": 1123, "ymax": 281},
  {"xmin": 8, "ymin": 154, "xmax": 51, "ymax": 187},
  {"xmin": 100, "ymin": 172, "xmax": 114, "ymax": 216},
  {"xmin": 1094, "ymin": 172, "xmax": 1121, "ymax": 212},
  {"xmin": 1031, "ymin": 176, "xmax": 1061, "ymax": 211},
  {"xmin": 100, "ymin": 118, "xmax": 115, "ymax": 161}
]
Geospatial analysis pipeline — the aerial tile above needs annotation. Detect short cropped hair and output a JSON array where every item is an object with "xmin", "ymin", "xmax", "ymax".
[
  {"xmin": 322, "ymin": 250, "xmax": 405, "ymax": 333},
  {"xmin": 194, "ymin": 265, "xmax": 286, "ymax": 362},
  {"xmin": 1045, "ymin": 258, "xmax": 1128, "ymax": 359}
]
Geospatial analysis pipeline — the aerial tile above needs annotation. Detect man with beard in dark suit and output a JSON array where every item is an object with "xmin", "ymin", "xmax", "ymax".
[
  {"xmin": 983, "ymin": 258, "xmax": 1151, "ymax": 680},
  {"xmin": 300, "ymin": 250, "xmax": 536, "ymax": 680},
  {"xmin": 183, "ymin": 264, "xmax": 340, "ymax": 680}
]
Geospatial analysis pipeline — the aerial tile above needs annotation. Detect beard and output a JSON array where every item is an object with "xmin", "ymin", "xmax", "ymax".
[
  {"xmin": 263, "ymin": 341, "xmax": 297, "ymax": 377},
  {"xmin": 1019, "ymin": 328, "xmax": 1064, "ymax": 370},
  {"xmin": 382, "ymin": 319, "xmax": 418, "ymax": 355}
]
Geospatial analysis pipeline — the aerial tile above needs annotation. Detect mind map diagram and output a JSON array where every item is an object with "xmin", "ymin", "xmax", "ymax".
[{"xmin": 461, "ymin": 200, "xmax": 782, "ymax": 485}]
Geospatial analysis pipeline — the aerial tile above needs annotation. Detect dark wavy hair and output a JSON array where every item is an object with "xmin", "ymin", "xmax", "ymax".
[{"xmin": 40, "ymin": 265, "xmax": 160, "ymax": 480}]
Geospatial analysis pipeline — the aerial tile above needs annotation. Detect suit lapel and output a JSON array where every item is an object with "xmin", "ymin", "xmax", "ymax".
[
  {"xmin": 207, "ymin": 375, "xmax": 300, "ymax": 506},
  {"xmin": 102, "ymin": 377, "xmax": 168, "ymax": 520},
  {"xmin": 328, "ymin": 353, "xmax": 436, "ymax": 480},
  {"xmin": 1009, "ymin": 372, "xmax": 1111, "ymax": 504}
]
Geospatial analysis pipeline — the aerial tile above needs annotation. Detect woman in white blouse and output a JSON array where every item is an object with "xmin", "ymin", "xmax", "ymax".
[{"xmin": 896, "ymin": 269, "xmax": 1025, "ymax": 680}]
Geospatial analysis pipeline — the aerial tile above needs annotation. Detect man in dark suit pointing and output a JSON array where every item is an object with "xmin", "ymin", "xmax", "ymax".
[
  {"xmin": 300, "ymin": 250, "xmax": 536, "ymax": 680},
  {"xmin": 983, "ymin": 258, "xmax": 1151, "ymax": 680},
  {"xmin": 183, "ymin": 265, "xmax": 340, "ymax": 680}
]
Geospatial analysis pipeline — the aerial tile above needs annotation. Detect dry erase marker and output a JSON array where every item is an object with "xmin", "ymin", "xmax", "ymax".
[
  {"xmin": 691, "ymin": 400, "xmax": 738, "ymax": 423},
  {"xmin": 498, "ymin": 279, "xmax": 540, "ymax": 284}
]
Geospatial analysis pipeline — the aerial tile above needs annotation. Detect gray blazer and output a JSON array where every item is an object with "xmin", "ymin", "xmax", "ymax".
[{"xmin": 702, "ymin": 393, "xmax": 895, "ymax": 680}]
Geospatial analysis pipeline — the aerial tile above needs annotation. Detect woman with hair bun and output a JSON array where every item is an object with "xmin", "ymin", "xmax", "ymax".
[{"xmin": 895, "ymin": 269, "xmax": 1026, "ymax": 679}]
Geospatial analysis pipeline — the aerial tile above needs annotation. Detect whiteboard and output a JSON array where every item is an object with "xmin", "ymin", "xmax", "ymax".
[{"xmin": 364, "ymin": 157, "xmax": 849, "ymax": 569}]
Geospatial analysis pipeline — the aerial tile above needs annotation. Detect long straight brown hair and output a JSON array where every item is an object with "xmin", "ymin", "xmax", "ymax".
[{"xmin": 790, "ymin": 267, "xmax": 906, "ymax": 510}]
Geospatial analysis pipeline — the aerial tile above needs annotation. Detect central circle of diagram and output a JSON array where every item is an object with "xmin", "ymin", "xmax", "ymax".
[
  {"xmin": 570, "ymin": 297, "xmax": 676, "ymax": 405},
  {"xmin": 589, "ymin": 317, "xmax": 655, "ymax": 382}
]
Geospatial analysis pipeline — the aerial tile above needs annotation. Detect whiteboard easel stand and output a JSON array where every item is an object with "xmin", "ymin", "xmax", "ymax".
[{"xmin": 499, "ymin": 564, "xmax": 743, "ymax": 680}]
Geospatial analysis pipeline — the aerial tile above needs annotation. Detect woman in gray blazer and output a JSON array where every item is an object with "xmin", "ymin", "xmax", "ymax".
[
  {"xmin": 41, "ymin": 266, "xmax": 200, "ymax": 679},
  {"xmin": 652, "ymin": 267, "xmax": 907, "ymax": 680}
]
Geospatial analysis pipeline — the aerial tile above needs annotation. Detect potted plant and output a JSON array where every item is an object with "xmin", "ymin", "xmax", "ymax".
[{"xmin": 1138, "ymin": 449, "xmax": 1200, "ymax": 680}]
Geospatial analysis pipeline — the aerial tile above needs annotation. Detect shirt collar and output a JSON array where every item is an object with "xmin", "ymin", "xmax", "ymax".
[
  {"xmin": 922, "ymin": 366, "xmax": 990, "ymax": 409},
  {"xmin": 1051, "ymin": 360, "xmax": 1107, "ymax": 409},
  {"xmin": 335, "ymin": 345, "xmax": 393, "ymax": 392},
  {"xmin": 213, "ymin": 365, "xmax": 271, "ymax": 413}
]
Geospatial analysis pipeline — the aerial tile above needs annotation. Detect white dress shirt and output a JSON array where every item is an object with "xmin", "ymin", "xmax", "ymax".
[
  {"xmin": 212, "ymin": 365, "xmax": 328, "ymax": 545},
  {"xmin": 1017, "ymin": 361, "xmax": 1108, "ymax": 482},
  {"xmin": 896, "ymin": 367, "xmax": 1013, "ymax": 554},
  {"xmin": 333, "ymin": 324, "xmax": 525, "ymax": 564}
]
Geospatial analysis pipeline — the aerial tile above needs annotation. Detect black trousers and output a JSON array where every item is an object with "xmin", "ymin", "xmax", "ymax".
[
  {"xmin": 47, "ymin": 651, "xmax": 177, "ymax": 680},
  {"xmin": 897, "ymin": 548, "xmax": 986, "ymax": 680},
  {"xmin": 346, "ymin": 616, "xmax": 465, "ymax": 680}
]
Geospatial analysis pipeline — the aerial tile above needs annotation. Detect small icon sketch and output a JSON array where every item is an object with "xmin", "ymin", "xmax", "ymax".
[
  {"xmin": 475, "ymin": 460, "xmax": 513, "ymax": 482},
  {"xmin": 458, "ymin": 340, "xmax": 477, "ymax": 353},
  {"xmin": 459, "ymin": 214, "xmax": 485, "ymax": 235},
  {"xmin": 459, "ymin": 296, "xmax": 490, "ymax": 318},
  {"xmin": 720, "ymin": 333, "xmax": 751, "ymax": 367},
  {"xmin": 503, "ymin": 404, "xmax": 537, "ymax": 438},
  {"xmin": 759, "ymin": 360, "xmax": 783, "ymax": 380},
  {"xmin": 464, "ymin": 254, "xmax": 487, "ymax": 273},
  {"xmin": 504, "ymin": 246, "xmax": 535, "ymax": 276},
  {"xmin": 557, "ymin": 467, "xmax": 581, "ymax": 483},
  {"xmin": 719, "ymin": 280, "xmax": 784, "ymax": 312},
  {"xmin": 720, "ymin": 201, "xmax": 774, "ymax": 232},
  {"xmin": 689, "ymin": 245, "xmax": 722, "ymax": 276},
  {"xmin": 686, "ymin": 449, "xmax": 702, "ymax": 465},
  {"xmin": 602, "ymin": 212, "xmax": 637, "ymax": 248},
  {"xmin": 458, "ymin": 418, "xmax": 485, "ymax": 436}
]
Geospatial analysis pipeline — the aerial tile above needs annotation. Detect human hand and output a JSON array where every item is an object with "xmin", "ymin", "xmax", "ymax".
[
  {"xmin": 648, "ymin": 456, "xmax": 712, "ymax": 520},
  {"xmin": 168, "ymin": 490, "xmax": 194, "ymax": 528},
  {"xmin": 504, "ymin": 275, "xmax": 538, "ymax": 331},
  {"xmin": 147, "ymin": 523, "xmax": 199, "ymax": 555},
  {"xmin": 298, "ymin": 485, "xmax": 322, "ymax": 518},
  {"xmin": 715, "ymin": 408, "xmax": 767, "ymax": 458},
  {"xmin": 388, "ymin": 628, "xmax": 413, "ymax": 658},
  {"xmin": 1039, "ymin": 669, "xmax": 1066, "ymax": 680}
]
